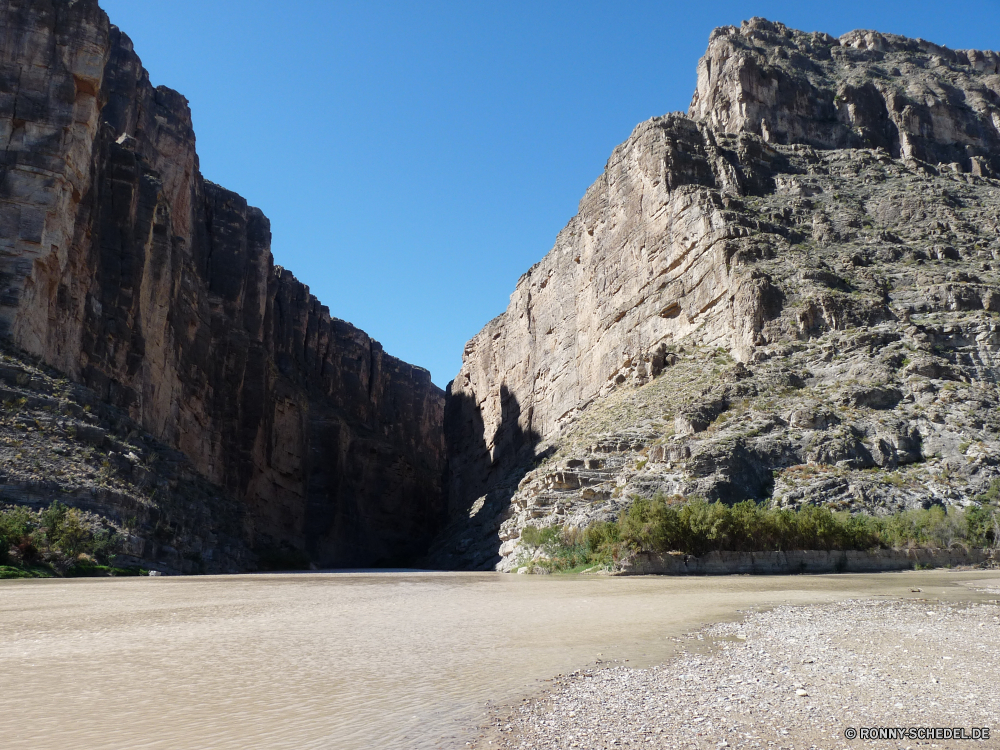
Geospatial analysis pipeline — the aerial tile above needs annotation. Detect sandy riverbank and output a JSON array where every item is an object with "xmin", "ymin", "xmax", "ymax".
[{"xmin": 473, "ymin": 578, "xmax": 1000, "ymax": 749}]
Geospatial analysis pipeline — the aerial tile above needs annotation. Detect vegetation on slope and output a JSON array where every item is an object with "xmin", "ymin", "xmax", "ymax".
[
  {"xmin": 0, "ymin": 339, "xmax": 251, "ymax": 576},
  {"xmin": 518, "ymin": 486, "xmax": 1000, "ymax": 573},
  {"xmin": 0, "ymin": 502, "xmax": 141, "ymax": 578}
]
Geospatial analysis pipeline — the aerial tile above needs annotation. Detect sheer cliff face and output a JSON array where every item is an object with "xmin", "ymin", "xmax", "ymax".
[
  {"xmin": 441, "ymin": 18, "xmax": 1000, "ymax": 570},
  {"xmin": 445, "ymin": 117, "xmax": 781, "ymax": 512},
  {"xmin": 0, "ymin": 0, "xmax": 445, "ymax": 567},
  {"xmin": 445, "ymin": 96, "xmax": 790, "ymax": 529}
]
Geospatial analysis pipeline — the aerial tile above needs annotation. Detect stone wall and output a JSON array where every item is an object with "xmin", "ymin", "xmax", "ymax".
[{"xmin": 0, "ymin": 0, "xmax": 446, "ymax": 567}]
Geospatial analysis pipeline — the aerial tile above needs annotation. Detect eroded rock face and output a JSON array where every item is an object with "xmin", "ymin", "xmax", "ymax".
[
  {"xmin": 437, "ymin": 18, "xmax": 1000, "ymax": 571},
  {"xmin": 0, "ymin": 0, "xmax": 446, "ymax": 567},
  {"xmin": 0, "ymin": 340, "xmax": 252, "ymax": 575},
  {"xmin": 437, "ymin": 118, "xmax": 789, "ymax": 567},
  {"xmin": 690, "ymin": 18, "xmax": 1000, "ymax": 175}
]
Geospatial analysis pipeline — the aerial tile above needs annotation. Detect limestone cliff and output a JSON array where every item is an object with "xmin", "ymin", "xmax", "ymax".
[
  {"xmin": 690, "ymin": 23, "xmax": 1000, "ymax": 173},
  {"xmin": 434, "ymin": 18, "xmax": 1000, "ymax": 571},
  {"xmin": 0, "ymin": 0, "xmax": 446, "ymax": 568}
]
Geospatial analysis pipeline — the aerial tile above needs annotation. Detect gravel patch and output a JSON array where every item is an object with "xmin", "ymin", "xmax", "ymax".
[{"xmin": 472, "ymin": 593, "xmax": 1000, "ymax": 749}]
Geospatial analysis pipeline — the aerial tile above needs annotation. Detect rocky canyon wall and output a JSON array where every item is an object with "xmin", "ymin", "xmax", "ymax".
[
  {"xmin": 443, "ymin": 115, "xmax": 781, "ymax": 513},
  {"xmin": 438, "ymin": 18, "xmax": 1000, "ymax": 570},
  {"xmin": 0, "ymin": 0, "xmax": 446, "ymax": 567}
]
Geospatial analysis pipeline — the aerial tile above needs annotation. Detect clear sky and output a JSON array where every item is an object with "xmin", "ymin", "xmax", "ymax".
[{"xmin": 97, "ymin": 1, "xmax": 1000, "ymax": 388}]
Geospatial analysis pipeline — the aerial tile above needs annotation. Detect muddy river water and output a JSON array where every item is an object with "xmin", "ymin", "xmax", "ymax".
[{"xmin": 0, "ymin": 569, "xmax": 995, "ymax": 749}]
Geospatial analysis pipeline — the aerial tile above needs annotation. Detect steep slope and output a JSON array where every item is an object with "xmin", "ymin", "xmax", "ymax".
[
  {"xmin": 0, "ymin": 339, "xmax": 251, "ymax": 575},
  {"xmin": 434, "ymin": 18, "xmax": 1000, "ymax": 571},
  {"xmin": 0, "ymin": 0, "xmax": 445, "ymax": 567}
]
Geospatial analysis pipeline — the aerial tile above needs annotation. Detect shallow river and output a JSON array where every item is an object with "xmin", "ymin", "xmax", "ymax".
[{"xmin": 0, "ymin": 569, "xmax": 994, "ymax": 749}]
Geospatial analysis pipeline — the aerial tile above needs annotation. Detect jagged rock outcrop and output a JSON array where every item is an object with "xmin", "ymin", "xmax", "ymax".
[
  {"xmin": 434, "ymin": 18, "xmax": 1000, "ymax": 571},
  {"xmin": 0, "ymin": 0, "xmax": 446, "ymax": 567},
  {"xmin": 690, "ymin": 20, "xmax": 1000, "ymax": 174}
]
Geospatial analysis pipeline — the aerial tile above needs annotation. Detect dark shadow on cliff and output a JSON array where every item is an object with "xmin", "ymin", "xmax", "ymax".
[
  {"xmin": 422, "ymin": 384, "xmax": 549, "ymax": 570},
  {"xmin": 292, "ymin": 397, "xmax": 449, "ymax": 571}
]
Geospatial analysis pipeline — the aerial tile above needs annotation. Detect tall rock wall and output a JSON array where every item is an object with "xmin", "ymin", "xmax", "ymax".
[
  {"xmin": 0, "ymin": 0, "xmax": 446, "ymax": 567},
  {"xmin": 444, "ymin": 116, "xmax": 781, "ymax": 514},
  {"xmin": 438, "ymin": 18, "xmax": 1000, "ymax": 570}
]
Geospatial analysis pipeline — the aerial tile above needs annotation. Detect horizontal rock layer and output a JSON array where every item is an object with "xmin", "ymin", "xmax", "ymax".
[{"xmin": 0, "ymin": 0, "xmax": 446, "ymax": 567}]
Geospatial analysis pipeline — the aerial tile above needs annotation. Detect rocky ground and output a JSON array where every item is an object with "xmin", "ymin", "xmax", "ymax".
[
  {"xmin": 0, "ymin": 340, "xmax": 251, "ymax": 574},
  {"xmin": 472, "ymin": 589, "xmax": 1000, "ymax": 749}
]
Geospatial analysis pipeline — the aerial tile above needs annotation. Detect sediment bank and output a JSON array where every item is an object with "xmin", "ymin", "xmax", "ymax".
[
  {"xmin": 618, "ymin": 548, "xmax": 1000, "ymax": 576},
  {"xmin": 475, "ymin": 578, "xmax": 1000, "ymax": 749}
]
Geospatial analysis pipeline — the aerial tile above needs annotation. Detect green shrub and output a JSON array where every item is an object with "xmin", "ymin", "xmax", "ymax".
[
  {"xmin": 521, "ymin": 493, "xmax": 1000, "ymax": 573},
  {"xmin": 39, "ymin": 501, "xmax": 68, "ymax": 542},
  {"xmin": 0, "ymin": 506, "xmax": 33, "ymax": 564},
  {"xmin": 613, "ymin": 497, "xmax": 863, "ymax": 555},
  {"xmin": 976, "ymin": 478, "xmax": 1000, "ymax": 504},
  {"xmin": 54, "ymin": 508, "xmax": 91, "ymax": 556},
  {"xmin": 520, "ymin": 525, "xmax": 561, "ymax": 548},
  {"xmin": 90, "ymin": 528, "xmax": 122, "ymax": 561},
  {"xmin": 0, "ymin": 502, "xmax": 123, "ymax": 570},
  {"xmin": 0, "ymin": 506, "xmax": 32, "ymax": 561},
  {"xmin": 964, "ymin": 503, "xmax": 998, "ymax": 548},
  {"xmin": 525, "ymin": 522, "xmax": 618, "ymax": 572}
]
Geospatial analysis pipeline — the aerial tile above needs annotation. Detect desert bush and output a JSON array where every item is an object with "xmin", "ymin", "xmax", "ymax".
[
  {"xmin": 976, "ymin": 478, "xmax": 1000, "ymax": 504},
  {"xmin": 528, "ymin": 494, "xmax": 1000, "ymax": 572},
  {"xmin": 611, "ymin": 497, "xmax": 881, "ymax": 556},
  {"xmin": 0, "ymin": 502, "xmax": 122, "ymax": 571},
  {"xmin": 522, "ymin": 522, "xmax": 617, "ymax": 572},
  {"xmin": 520, "ymin": 525, "xmax": 561, "ymax": 548},
  {"xmin": 0, "ymin": 506, "xmax": 31, "ymax": 564},
  {"xmin": 54, "ymin": 508, "xmax": 91, "ymax": 556},
  {"xmin": 0, "ymin": 505, "xmax": 31, "ymax": 561}
]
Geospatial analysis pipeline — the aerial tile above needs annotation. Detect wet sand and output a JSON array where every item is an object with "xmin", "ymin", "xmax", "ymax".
[{"xmin": 0, "ymin": 570, "xmax": 995, "ymax": 749}]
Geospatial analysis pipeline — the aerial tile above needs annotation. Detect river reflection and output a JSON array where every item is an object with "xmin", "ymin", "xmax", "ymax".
[{"xmin": 0, "ymin": 569, "xmax": 994, "ymax": 749}]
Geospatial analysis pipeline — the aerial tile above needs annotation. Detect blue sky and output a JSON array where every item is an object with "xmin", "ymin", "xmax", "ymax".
[{"xmin": 98, "ymin": 1, "xmax": 1000, "ymax": 388}]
